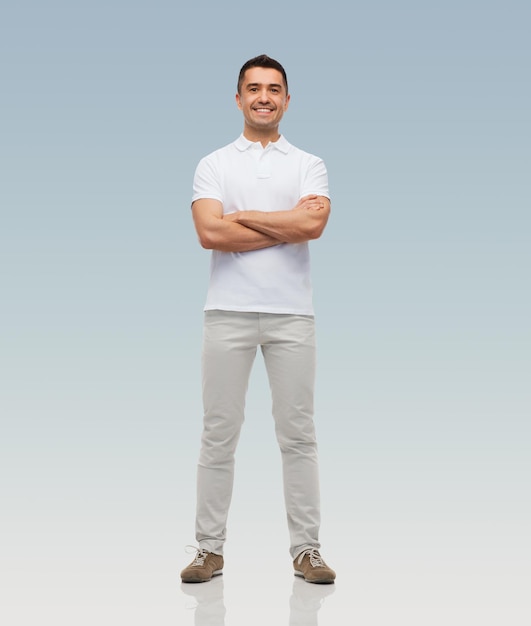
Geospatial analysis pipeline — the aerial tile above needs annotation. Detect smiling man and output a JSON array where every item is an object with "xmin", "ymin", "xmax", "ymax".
[{"xmin": 181, "ymin": 55, "xmax": 336, "ymax": 585}]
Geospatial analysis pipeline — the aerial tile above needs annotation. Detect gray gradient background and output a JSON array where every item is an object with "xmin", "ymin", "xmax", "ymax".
[{"xmin": 1, "ymin": 1, "xmax": 529, "ymax": 624}]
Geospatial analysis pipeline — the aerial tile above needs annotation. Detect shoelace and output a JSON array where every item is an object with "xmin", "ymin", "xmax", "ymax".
[
  {"xmin": 297, "ymin": 548, "xmax": 325, "ymax": 568},
  {"xmin": 185, "ymin": 545, "xmax": 208, "ymax": 567}
]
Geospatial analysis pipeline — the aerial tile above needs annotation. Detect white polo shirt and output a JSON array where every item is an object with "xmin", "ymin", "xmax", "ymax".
[{"xmin": 192, "ymin": 134, "xmax": 330, "ymax": 315}]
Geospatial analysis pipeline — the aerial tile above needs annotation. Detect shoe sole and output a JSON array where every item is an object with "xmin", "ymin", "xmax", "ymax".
[
  {"xmin": 294, "ymin": 571, "xmax": 335, "ymax": 584},
  {"xmin": 181, "ymin": 570, "xmax": 223, "ymax": 584}
]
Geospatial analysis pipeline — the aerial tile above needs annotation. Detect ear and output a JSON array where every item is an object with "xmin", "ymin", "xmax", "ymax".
[
  {"xmin": 284, "ymin": 93, "xmax": 291, "ymax": 111},
  {"xmin": 235, "ymin": 93, "xmax": 242, "ymax": 110}
]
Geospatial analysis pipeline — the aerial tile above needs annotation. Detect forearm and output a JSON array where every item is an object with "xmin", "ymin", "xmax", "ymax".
[
  {"xmin": 192, "ymin": 197, "xmax": 282, "ymax": 252},
  {"xmin": 197, "ymin": 219, "xmax": 281, "ymax": 252},
  {"xmin": 228, "ymin": 196, "xmax": 330, "ymax": 243},
  {"xmin": 230, "ymin": 211, "xmax": 308, "ymax": 243}
]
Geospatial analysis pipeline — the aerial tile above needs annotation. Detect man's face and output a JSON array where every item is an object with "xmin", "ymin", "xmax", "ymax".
[{"xmin": 236, "ymin": 66, "xmax": 290, "ymax": 134}]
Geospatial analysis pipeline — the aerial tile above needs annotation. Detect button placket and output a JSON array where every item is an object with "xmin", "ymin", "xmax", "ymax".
[{"xmin": 256, "ymin": 149, "xmax": 272, "ymax": 178}]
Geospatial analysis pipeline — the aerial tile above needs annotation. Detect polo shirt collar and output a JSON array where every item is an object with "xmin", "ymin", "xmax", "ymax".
[{"xmin": 234, "ymin": 134, "xmax": 290, "ymax": 154}]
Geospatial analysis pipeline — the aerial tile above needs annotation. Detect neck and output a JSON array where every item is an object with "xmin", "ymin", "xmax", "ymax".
[{"xmin": 243, "ymin": 125, "xmax": 281, "ymax": 147}]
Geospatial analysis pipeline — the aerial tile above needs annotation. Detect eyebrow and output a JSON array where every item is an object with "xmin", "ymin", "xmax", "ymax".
[{"xmin": 245, "ymin": 82, "xmax": 284, "ymax": 90}]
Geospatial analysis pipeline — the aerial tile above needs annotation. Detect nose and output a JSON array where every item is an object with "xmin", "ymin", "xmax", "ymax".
[{"xmin": 258, "ymin": 87, "xmax": 270, "ymax": 102}]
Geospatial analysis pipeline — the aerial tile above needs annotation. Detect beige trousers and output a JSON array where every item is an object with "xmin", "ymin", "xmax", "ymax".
[{"xmin": 196, "ymin": 310, "xmax": 321, "ymax": 559}]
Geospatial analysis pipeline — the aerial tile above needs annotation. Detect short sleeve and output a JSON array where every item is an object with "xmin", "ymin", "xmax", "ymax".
[
  {"xmin": 192, "ymin": 155, "xmax": 223, "ymax": 203},
  {"xmin": 300, "ymin": 157, "xmax": 330, "ymax": 200}
]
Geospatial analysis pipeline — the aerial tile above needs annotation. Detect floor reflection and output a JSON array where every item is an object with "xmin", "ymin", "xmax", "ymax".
[
  {"xmin": 289, "ymin": 577, "xmax": 335, "ymax": 626},
  {"xmin": 181, "ymin": 576, "xmax": 226, "ymax": 626},
  {"xmin": 181, "ymin": 575, "xmax": 335, "ymax": 626}
]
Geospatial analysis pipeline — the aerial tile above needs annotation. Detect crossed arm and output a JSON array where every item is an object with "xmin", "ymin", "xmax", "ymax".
[{"xmin": 191, "ymin": 195, "xmax": 331, "ymax": 252}]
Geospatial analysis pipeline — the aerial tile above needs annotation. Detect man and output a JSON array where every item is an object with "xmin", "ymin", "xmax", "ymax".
[{"xmin": 181, "ymin": 54, "xmax": 335, "ymax": 585}]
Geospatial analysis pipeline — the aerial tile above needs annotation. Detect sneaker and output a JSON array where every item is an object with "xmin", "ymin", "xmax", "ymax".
[
  {"xmin": 181, "ymin": 547, "xmax": 224, "ymax": 583},
  {"xmin": 293, "ymin": 549, "xmax": 336, "ymax": 584}
]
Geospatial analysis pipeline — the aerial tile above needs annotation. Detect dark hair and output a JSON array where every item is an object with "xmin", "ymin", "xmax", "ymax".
[{"xmin": 237, "ymin": 54, "xmax": 288, "ymax": 95}]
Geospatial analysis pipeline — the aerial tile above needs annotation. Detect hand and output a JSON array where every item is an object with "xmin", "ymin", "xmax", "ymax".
[{"xmin": 294, "ymin": 195, "xmax": 325, "ymax": 212}]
